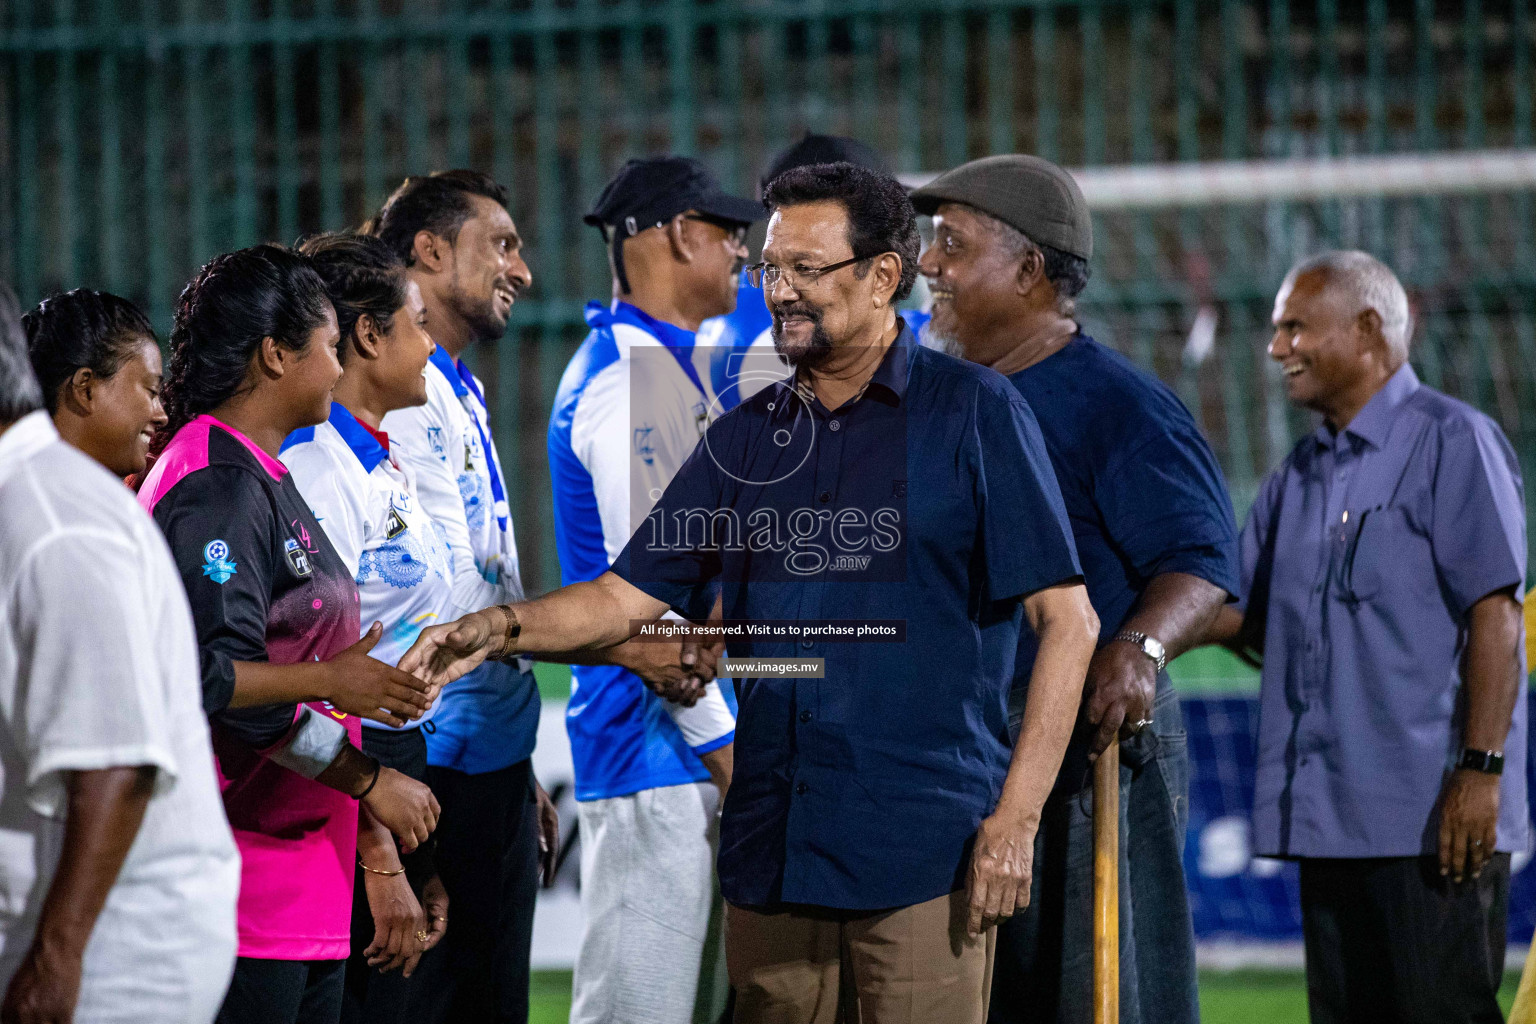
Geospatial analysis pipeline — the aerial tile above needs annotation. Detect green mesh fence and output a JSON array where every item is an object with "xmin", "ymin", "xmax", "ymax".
[{"xmin": 4, "ymin": 0, "xmax": 1533, "ymax": 595}]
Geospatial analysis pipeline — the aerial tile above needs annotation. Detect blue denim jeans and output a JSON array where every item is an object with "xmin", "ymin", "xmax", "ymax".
[{"xmin": 989, "ymin": 685, "xmax": 1200, "ymax": 1024}]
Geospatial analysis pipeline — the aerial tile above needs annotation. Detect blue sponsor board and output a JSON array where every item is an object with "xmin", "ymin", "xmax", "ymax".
[{"xmin": 1181, "ymin": 694, "xmax": 1536, "ymax": 943}]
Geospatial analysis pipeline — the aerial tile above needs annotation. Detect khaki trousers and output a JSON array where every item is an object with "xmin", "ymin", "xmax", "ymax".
[{"xmin": 725, "ymin": 890, "xmax": 996, "ymax": 1024}]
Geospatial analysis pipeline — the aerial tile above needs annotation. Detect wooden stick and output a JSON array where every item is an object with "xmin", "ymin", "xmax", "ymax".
[{"xmin": 1093, "ymin": 741, "xmax": 1120, "ymax": 1024}]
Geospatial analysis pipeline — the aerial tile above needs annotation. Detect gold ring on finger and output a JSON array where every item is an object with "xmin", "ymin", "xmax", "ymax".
[{"xmin": 416, "ymin": 930, "xmax": 430, "ymax": 943}]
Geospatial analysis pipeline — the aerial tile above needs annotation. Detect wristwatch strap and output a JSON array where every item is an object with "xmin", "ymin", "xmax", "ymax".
[
  {"xmin": 491, "ymin": 604, "xmax": 522, "ymax": 661},
  {"xmin": 1112, "ymin": 630, "xmax": 1166, "ymax": 673},
  {"xmin": 1458, "ymin": 748, "xmax": 1505, "ymax": 775}
]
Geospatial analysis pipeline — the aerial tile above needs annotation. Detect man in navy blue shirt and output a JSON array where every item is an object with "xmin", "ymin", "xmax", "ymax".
[
  {"xmin": 913, "ymin": 156, "xmax": 1240, "ymax": 1024},
  {"xmin": 403, "ymin": 162, "xmax": 1099, "ymax": 1024}
]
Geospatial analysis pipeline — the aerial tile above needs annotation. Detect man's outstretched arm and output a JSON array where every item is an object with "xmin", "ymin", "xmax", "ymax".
[{"xmin": 400, "ymin": 571, "xmax": 670, "ymax": 687}]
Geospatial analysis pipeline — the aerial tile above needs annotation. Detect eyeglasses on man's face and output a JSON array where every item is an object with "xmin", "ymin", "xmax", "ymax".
[{"xmin": 745, "ymin": 253, "xmax": 882, "ymax": 291}]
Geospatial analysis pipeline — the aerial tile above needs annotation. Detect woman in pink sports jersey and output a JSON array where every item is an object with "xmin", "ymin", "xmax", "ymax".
[{"xmin": 136, "ymin": 245, "xmax": 440, "ymax": 1024}]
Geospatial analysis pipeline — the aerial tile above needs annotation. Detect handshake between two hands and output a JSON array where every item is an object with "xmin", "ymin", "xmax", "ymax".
[
  {"xmin": 390, "ymin": 607, "xmax": 727, "ymax": 706},
  {"xmin": 329, "ymin": 610, "xmax": 722, "ymax": 859},
  {"xmin": 318, "ymin": 608, "xmax": 528, "ymax": 727}
]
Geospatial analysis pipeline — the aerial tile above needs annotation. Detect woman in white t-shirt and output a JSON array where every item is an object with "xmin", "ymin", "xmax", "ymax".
[{"xmin": 280, "ymin": 233, "xmax": 453, "ymax": 1016}]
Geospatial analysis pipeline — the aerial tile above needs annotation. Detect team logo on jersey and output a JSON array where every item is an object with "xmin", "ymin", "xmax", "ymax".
[
  {"xmin": 201, "ymin": 540, "xmax": 237, "ymax": 584},
  {"xmin": 384, "ymin": 506, "xmax": 408, "ymax": 540},
  {"xmin": 390, "ymin": 611, "xmax": 439, "ymax": 647},
  {"xmin": 633, "ymin": 425, "xmax": 656, "ymax": 465},
  {"xmin": 284, "ymin": 537, "xmax": 313, "ymax": 578},
  {"xmin": 426, "ymin": 426, "xmax": 446, "ymax": 458}
]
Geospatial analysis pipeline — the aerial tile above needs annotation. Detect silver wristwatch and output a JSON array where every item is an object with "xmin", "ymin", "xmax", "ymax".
[{"xmin": 1113, "ymin": 631, "xmax": 1166, "ymax": 672}]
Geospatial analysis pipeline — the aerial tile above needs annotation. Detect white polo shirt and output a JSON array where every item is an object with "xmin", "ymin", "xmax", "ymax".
[
  {"xmin": 282, "ymin": 403, "xmax": 458, "ymax": 730},
  {"xmin": 0, "ymin": 411, "xmax": 238, "ymax": 1017}
]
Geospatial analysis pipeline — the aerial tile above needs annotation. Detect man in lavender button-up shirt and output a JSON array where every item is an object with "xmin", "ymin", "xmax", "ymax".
[{"xmin": 1207, "ymin": 251, "xmax": 1527, "ymax": 1024}]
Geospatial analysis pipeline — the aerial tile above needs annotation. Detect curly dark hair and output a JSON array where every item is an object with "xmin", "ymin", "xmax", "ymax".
[
  {"xmin": 366, "ymin": 169, "xmax": 510, "ymax": 266},
  {"xmin": 147, "ymin": 244, "xmax": 333, "ymax": 467},
  {"xmin": 23, "ymin": 289, "xmax": 158, "ymax": 414},
  {"xmin": 297, "ymin": 233, "xmax": 409, "ymax": 366},
  {"xmin": 762, "ymin": 161, "xmax": 921, "ymax": 302}
]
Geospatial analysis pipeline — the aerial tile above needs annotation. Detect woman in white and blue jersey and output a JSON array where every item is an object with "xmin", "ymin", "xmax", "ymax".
[{"xmin": 280, "ymin": 234, "xmax": 455, "ymax": 1021}]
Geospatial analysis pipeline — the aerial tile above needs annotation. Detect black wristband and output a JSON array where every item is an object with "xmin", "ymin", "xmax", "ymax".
[
  {"xmin": 1458, "ymin": 748, "xmax": 1505, "ymax": 775},
  {"xmin": 356, "ymin": 757, "xmax": 383, "ymax": 800}
]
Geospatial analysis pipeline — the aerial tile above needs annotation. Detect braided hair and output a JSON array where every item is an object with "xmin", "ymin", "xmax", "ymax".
[
  {"xmin": 147, "ymin": 244, "xmax": 332, "ymax": 468},
  {"xmin": 296, "ymin": 233, "xmax": 408, "ymax": 364},
  {"xmin": 23, "ymin": 289, "xmax": 157, "ymax": 414}
]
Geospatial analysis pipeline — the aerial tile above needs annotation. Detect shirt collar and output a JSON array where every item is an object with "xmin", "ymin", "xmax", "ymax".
[
  {"xmin": 1312, "ymin": 362, "xmax": 1421, "ymax": 451},
  {"xmin": 427, "ymin": 344, "xmax": 469, "ymax": 398},
  {"xmin": 609, "ymin": 301, "xmax": 697, "ymax": 355},
  {"xmin": 196, "ymin": 414, "xmax": 289, "ymax": 479},
  {"xmin": 869, "ymin": 320, "xmax": 914, "ymax": 401},
  {"xmin": 780, "ymin": 319, "xmax": 915, "ymax": 409},
  {"xmin": 326, "ymin": 403, "xmax": 390, "ymax": 473}
]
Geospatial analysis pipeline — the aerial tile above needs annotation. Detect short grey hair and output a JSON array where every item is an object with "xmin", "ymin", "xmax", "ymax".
[
  {"xmin": 1286, "ymin": 250, "xmax": 1412, "ymax": 362},
  {"xmin": 0, "ymin": 283, "xmax": 43, "ymax": 423},
  {"xmin": 967, "ymin": 205, "xmax": 1090, "ymax": 318}
]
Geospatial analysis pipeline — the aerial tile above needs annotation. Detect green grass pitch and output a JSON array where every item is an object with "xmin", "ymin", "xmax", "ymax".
[{"xmin": 527, "ymin": 969, "xmax": 1524, "ymax": 1023}]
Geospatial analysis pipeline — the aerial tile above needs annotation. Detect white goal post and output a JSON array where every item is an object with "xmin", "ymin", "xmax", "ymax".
[{"xmin": 902, "ymin": 148, "xmax": 1536, "ymax": 211}]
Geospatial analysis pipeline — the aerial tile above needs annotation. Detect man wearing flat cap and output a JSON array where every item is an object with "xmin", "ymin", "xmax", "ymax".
[
  {"xmin": 551, "ymin": 155, "xmax": 758, "ymax": 1024},
  {"xmin": 913, "ymin": 155, "xmax": 1241, "ymax": 1024}
]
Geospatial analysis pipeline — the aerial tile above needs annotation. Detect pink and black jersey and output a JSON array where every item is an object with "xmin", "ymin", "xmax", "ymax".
[{"xmin": 138, "ymin": 414, "xmax": 362, "ymax": 961}]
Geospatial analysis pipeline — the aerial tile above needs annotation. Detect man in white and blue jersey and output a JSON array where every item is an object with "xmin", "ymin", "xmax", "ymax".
[
  {"xmin": 699, "ymin": 134, "xmax": 930, "ymax": 410},
  {"xmin": 550, "ymin": 156, "xmax": 758, "ymax": 1024},
  {"xmin": 364, "ymin": 170, "xmax": 550, "ymax": 1024}
]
